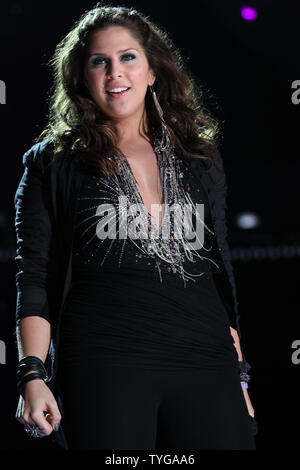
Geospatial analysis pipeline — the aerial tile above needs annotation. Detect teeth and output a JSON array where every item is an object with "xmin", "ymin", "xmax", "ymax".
[{"xmin": 107, "ymin": 87, "xmax": 129, "ymax": 93}]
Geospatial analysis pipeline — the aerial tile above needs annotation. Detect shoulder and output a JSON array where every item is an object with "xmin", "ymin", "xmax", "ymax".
[
  {"xmin": 21, "ymin": 138, "xmax": 55, "ymax": 170},
  {"xmin": 21, "ymin": 138, "xmax": 68, "ymax": 173},
  {"xmin": 177, "ymin": 141, "xmax": 226, "ymax": 184}
]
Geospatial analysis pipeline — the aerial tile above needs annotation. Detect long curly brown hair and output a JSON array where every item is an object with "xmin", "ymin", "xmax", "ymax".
[{"xmin": 34, "ymin": 1, "xmax": 221, "ymax": 176}]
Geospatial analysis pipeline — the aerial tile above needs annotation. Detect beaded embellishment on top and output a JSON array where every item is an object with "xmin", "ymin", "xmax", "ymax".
[{"xmin": 74, "ymin": 141, "xmax": 220, "ymax": 287}]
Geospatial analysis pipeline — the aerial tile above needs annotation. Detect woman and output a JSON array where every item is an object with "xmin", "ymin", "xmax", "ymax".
[{"xmin": 14, "ymin": 3, "xmax": 256, "ymax": 450}]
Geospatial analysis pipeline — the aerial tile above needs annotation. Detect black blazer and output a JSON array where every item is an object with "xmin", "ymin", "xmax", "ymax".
[{"xmin": 14, "ymin": 138, "xmax": 251, "ymax": 382}]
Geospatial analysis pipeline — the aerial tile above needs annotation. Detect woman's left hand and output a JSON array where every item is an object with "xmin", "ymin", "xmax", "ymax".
[{"xmin": 242, "ymin": 386, "xmax": 255, "ymax": 417}]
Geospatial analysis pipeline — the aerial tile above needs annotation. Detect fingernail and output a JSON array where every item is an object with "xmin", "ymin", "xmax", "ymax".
[{"xmin": 54, "ymin": 423, "xmax": 60, "ymax": 431}]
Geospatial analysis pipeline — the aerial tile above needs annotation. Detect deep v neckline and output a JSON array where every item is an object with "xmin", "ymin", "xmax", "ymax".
[{"xmin": 122, "ymin": 150, "xmax": 166, "ymax": 233}]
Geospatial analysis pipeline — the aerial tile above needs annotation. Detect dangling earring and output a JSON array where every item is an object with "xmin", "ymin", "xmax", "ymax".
[{"xmin": 149, "ymin": 85, "xmax": 172, "ymax": 153}]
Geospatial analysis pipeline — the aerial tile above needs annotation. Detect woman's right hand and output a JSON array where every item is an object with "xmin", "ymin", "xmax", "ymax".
[{"xmin": 15, "ymin": 379, "xmax": 62, "ymax": 437}]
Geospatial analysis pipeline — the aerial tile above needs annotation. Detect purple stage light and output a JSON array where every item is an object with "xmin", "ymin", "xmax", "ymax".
[{"xmin": 241, "ymin": 5, "xmax": 258, "ymax": 21}]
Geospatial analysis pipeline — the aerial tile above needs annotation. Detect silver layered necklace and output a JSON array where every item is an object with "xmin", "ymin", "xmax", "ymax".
[{"xmin": 109, "ymin": 138, "xmax": 220, "ymax": 287}]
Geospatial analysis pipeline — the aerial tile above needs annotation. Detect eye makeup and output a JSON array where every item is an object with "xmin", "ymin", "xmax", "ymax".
[{"xmin": 89, "ymin": 53, "xmax": 137, "ymax": 67}]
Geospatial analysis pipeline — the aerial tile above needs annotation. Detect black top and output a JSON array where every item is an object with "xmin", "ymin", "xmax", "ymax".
[{"xmin": 58, "ymin": 150, "xmax": 238, "ymax": 370}]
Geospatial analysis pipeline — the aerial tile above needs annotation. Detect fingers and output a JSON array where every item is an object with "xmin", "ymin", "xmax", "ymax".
[
  {"xmin": 46, "ymin": 399, "xmax": 62, "ymax": 431},
  {"xmin": 29, "ymin": 410, "xmax": 53, "ymax": 435},
  {"xmin": 15, "ymin": 404, "xmax": 55, "ymax": 436},
  {"xmin": 15, "ymin": 391, "xmax": 62, "ymax": 436},
  {"xmin": 17, "ymin": 408, "xmax": 53, "ymax": 436},
  {"xmin": 15, "ymin": 412, "xmax": 49, "ymax": 438}
]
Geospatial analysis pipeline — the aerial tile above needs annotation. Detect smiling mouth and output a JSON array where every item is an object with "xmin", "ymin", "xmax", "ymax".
[{"xmin": 106, "ymin": 87, "xmax": 131, "ymax": 97}]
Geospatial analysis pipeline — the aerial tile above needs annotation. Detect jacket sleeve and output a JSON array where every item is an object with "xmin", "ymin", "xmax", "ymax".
[
  {"xmin": 212, "ymin": 148, "xmax": 240, "ymax": 326},
  {"xmin": 212, "ymin": 148, "xmax": 251, "ymax": 372},
  {"xmin": 14, "ymin": 143, "xmax": 58, "ymax": 327}
]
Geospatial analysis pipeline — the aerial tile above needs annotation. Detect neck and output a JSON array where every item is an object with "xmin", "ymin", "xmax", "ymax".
[{"xmin": 114, "ymin": 109, "xmax": 151, "ymax": 146}]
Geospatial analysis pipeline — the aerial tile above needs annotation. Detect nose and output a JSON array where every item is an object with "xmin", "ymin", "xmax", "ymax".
[{"xmin": 106, "ymin": 58, "xmax": 123, "ymax": 79}]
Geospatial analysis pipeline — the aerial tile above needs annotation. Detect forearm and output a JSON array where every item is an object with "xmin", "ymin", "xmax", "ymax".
[
  {"xmin": 16, "ymin": 316, "xmax": 51, "ymax": 363},
  {"xmin": 230, "ymin": 326, "xmax": 243, "ymax": 362},
  {"xmin": 230, "ymin": 326, "xmax": 255, "ymax": 416}
]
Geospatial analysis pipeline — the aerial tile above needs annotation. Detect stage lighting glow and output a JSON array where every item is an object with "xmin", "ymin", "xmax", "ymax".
[
  {"xmin": 241, "ymin": 6, "xmax": 258, "ymax": 21},
  {"xmin": 236, "ymin": 212, "xmax": 261, "ymax": 229}
]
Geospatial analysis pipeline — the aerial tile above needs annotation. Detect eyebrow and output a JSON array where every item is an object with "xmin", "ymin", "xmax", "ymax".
[{"xmin": 88, "ymin": 48, "xmax": 138, "ymax": 57}]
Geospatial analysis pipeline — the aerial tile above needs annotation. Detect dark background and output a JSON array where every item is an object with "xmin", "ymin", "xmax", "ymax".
[{"xmin": 0, "ymin": 0, "xmax": 299, "ymax": 451}]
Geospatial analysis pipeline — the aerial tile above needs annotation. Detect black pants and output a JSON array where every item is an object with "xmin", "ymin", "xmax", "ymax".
[{"xmin": 56, "ymin": 363, "xmax": 256, "ymax": 450}]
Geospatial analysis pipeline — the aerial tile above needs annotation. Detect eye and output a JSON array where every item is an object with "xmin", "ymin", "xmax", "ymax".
[
  {"xmin": 90, "ymin": 53, "xmax": 136, "ymax": 67},
  {"xmin": 121, "ymin": 53, "xmax": 136, "ymax": 61},
  {"xmin": 90, "ymin": 57, "xmax": 107, "ymax": 67}
]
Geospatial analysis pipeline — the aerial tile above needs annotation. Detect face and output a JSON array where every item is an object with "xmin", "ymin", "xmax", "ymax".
[{"xmin": 84, "ymin": 26, "xmax": 156, "ymax": 122}]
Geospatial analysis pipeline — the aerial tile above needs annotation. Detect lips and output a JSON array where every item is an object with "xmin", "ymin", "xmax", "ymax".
[{"xmin": 106, "ymin": 87, "xmax": 131, "ymax": 98}]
